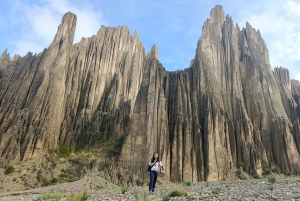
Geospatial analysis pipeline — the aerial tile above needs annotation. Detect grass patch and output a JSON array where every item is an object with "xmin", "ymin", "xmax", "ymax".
[
  {"xmin": 237, "ymin": 162, "xmax": 245, "ymax": 169},
  {"xmin": 161, "ymin": 189, "xmax": 188, "ymax": 200},
  {"xmin": 205, "ymin": 182, "xmax": 209, "ymax": 187},
  {"xmin": 70, "ymin": 152, "xmax": 97, "ymax": 166},
  {"xmin": 41, "ymin": 162, "xmax": 48, "ymax": 169},
  {"xmin": 183, "ymin": 180, "xmax": 192, "ymax": 186},
  {"xmin": 51, "ymin": 177, "xmax": 59, "ymax": 184},
  {"xmin": 168, "ymin": 189, "xmax": 187, "ymax": 197},
  {"xmin": 121, "ymin": 185, "xmax": 129, "ymax": 194},
  {"xmin": 42, "ymin": 179, "xmax": 52, "ymax": 187},
  {"xmin": 268, "ymin": 176, "xmax": 277, "ymax": 185},
  {"xmin": 264, "ymin": 168, "xmax": 272, "ymax": 175},
  {"xmin": 48, "ymin": 144, "xmax": 71, "ymax": 158},
  {"xmin": 37, "ymin": 192, "xmax": 63, "ymax": 201},
  {"xmin": 75, "ymin": 143, "xmax": 87, "ymax": 153},
  {"xmin": 5, "ymin": 166, "xmax": 15, "ymax": 175},
  {"xmin": 212, "ymin": 187, "xmax": 222, "ymax": 194},
  {"xmin": 66, "ymin": 191, "xmax": 90, "ymax": 201},
  {"xmin": 59, "ymin": 167, "xmax": 79, "ymax": 182}
]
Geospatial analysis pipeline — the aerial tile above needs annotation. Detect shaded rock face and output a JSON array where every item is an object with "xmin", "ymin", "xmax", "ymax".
[{"xmin": 1, "ymin": 6, "xmax": 300, "ymax": 184}]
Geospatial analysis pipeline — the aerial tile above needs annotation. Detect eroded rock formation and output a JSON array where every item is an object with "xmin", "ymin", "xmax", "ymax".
[{"xmin": 1, "ymin": 6, "xmax": 300, "ymax": 184}]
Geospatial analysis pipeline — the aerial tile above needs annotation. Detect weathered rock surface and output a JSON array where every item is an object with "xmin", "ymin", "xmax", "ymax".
[{"xmin": 1, "ymin": 5, "xmax": 300, "ymax": 185}]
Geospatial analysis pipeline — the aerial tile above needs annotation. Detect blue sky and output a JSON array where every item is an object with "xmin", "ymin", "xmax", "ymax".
[{"xmin": 0, "ymin": 0, "xmax": 299, "ymax": 80}]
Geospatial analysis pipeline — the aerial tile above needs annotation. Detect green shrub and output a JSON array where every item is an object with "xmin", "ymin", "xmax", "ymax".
[
  {"xmin": 48, "ymin": 144, "xmax": 72, "ymax": 158},
  {"xmin": 167, "ymin": 189, "xmax": 187, "ymax": 198},
  {"xmin": 51, "ymin": 177, "xmax": 59, "ymax": 184},
  {"xmin": 133, "ymin": 187, "xmax": 155, "ymax": 201},
  {"xmin": 66, "ymin": 191, "xmax": 90, "ymax": 201},
  {"xmin": 212, "ymin": 187, "xmax": 222, "ymax": 194},
  {"xmin": 121, "ymin": 185, "xmax": 129, "ymax": 194},
  {"xmin": 268, "ymin": 176, "xmax": 277, "ymax": 185},
  {"xmin": 42, "ymin": 179, "xmax": 51, "ymax": 187},
  {"xmin": 264, "ymin": 168, "xmax": 272, "ymax": 175},
  {"xmin": 5, "ymin": 166, "xmax": 15, "ymax": 175},
  {"xmin": 183, "ymin": 180, "xmax": 192, "ymax": 186},
  {"xmin": 37, "ymin": 192, "xmax": 63, "ymax": 201},
  {"xmin": 75, "ymin": 144, "xmax": 87, "ymax": 153},
  {"xmin": 58, "ymin": 145, "xmax": 71, "ymax": 158},
  {"xmin": 41, "ymin": 162, "xmax": 48, "ymax": 169},
  {"xmin": 253, "ymin": 174, "xmax": 262, "ymax": 179},
  {"xmin": 237, "ymin": 162, "xmax": 245, "ymax": 169},
  {"xmin": 59, "ymin": 168, "xmax": 78, "ymax": 182},
  {"xmin": 272, "ymin": 167, "xmax": 280, "ymax": 174},
  {"xmin": 99, "ymin": 127, "xmax": 105, "ymax": 132}
]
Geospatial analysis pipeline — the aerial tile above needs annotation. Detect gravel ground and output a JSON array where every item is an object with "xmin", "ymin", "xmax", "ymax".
[{"xmin": 1, "ymin": 177, "xmax": 300, "ymax": 200}]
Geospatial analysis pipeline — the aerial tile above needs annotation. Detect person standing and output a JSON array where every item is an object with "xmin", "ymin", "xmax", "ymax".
[{"xmin": 148, "ymin": 152, "xmax": 163, "ymax": 193}]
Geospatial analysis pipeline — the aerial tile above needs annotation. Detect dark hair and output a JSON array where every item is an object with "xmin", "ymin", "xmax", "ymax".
[{"xmin": 151, "ymin": 152, "xmax": 159, "ymax": 163}]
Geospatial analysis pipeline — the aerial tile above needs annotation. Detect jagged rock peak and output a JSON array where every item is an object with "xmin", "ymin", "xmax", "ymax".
[
  {"xmin": 210, "ymin": 5, "xmax": 225, "ymax": 24},
  {"xmin": 0, "ymin": 48, "xmax": 10, "ymax": 65},
  {"xmin": 274, "ymin": 67, "xmax": 291, "ymax": 90},
  {"xmin": 1, "ymin": 48, "xmax": 9, "ymax": 58},
  {"xmin": 50, "ymin": 11, "xmax": 77, "ymax": 48},
  {"xmin": 133, "ymin": 30, "xmax": 139, "ymax": 40},
  {"xmin": 147, "ymin": 44, "xmax": 159, "ymax": 60}
]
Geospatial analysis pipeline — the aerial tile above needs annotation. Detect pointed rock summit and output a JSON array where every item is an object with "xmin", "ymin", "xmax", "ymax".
[
  {"xmin": 147, "ymin": 44, "xmax": 159, "ymax": 60},
  {"xmin": 1, "ymin": 5, "xmax": 300, "ymax": 185},
  {"xmin": 50, "ymin": 12, "xmax": 77, "ymax": 49}
]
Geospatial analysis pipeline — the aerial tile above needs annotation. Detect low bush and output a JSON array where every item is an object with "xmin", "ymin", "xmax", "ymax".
[
  {"xmin": 41, "ymin": 162, "xmax": 48, "ymax": 169},
  {"xmin": 4, "ymin": 166, "xmax": 15, "ymax": 175},
  {"xmin": 183, "ymin": 180, "xmax": 192, "ymax": 186},
  {"xmin": 268, "ymin": 176, "xmax": 277, "ymax": 185},
  {"xmin": 272, "ymin": 167, "xmax": 280, "ymax": 174},
  {"xmin": 52, "ymin": 177, "xmax": 59, "ymax": 184},
  {"xmin": 167, "ymin": 189, "xmax": 187, "ymax": 198},
  {"xmin": 133, "ymin": 186, "xmax": 154, "ymax": 201},
  {"xmin": 237, "ymin": 162, "xmax": 245, "ymax": 169},
  {"xmin": 264, "ymin": 168, "xmax": 272, "ymax": 175},
  {"xmin": 212, "ymin": 187, "xmax": 222, "ymax": 194},
  {"xmin": 121, "ymin": 185, "xmax": 129, "ymax": 194},
  {"xmin": 37, "ymin": 192, "xmax": 63, "ymax": 201},
  {"xmin": 59, "ymin": 167, "xmax": 78, "ymax": 182},
  {"xmin": 66, "ymin": 191, "xmax": 90, "ymax": 201},
  {"xmin": 42, "ymin": 179, "xmax": 52, "ymax": 187}
]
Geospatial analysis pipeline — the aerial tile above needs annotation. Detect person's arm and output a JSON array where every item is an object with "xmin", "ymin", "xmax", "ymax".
[{"xmin": 148, "ymin": 160, "xmax": 151, "ymax": 172}]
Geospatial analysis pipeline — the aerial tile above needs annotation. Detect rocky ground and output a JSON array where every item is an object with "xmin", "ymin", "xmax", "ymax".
[{"xmin": 1, "ymin": 176, "xmax": 300, "ymax": 200}]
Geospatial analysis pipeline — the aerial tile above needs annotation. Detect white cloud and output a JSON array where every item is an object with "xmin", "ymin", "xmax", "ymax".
[
  {"xmin": 237, "ymin": 0, "xmax": 300, "ymax": 80},
  {"xmin": 11, "ymin": 0, "xmax": 107, "ymax": 56},
  {"xmin": 295, "ymin": 73, "xmax": 300, "ymax": 82},
  {"xmin": 285, "ymin": 0, "xmax": 300, "ymax": 18}
]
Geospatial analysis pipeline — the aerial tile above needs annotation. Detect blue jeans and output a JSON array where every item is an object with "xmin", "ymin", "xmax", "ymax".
[{"xmin": 149, "ymin": 171, "xmax": 158, "ymax": 192}]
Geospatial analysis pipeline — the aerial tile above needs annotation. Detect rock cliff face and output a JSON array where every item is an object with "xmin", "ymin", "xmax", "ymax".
[{"xmin": 1, "ymin": 6, "xmax": 300, "ymax": 184}]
